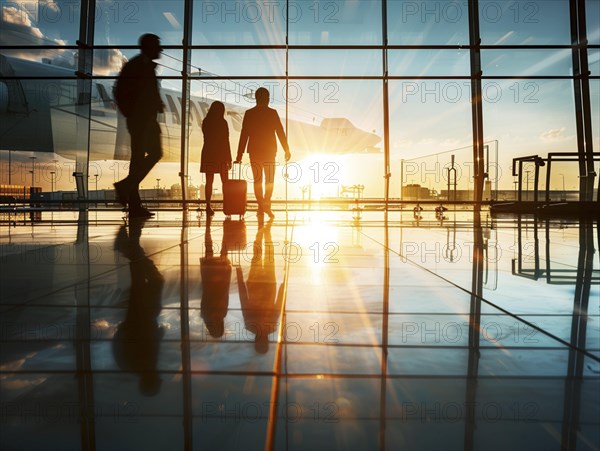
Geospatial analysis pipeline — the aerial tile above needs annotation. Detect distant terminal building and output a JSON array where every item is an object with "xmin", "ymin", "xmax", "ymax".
[
  {"xmin": 0, "ymin": 184, "xmax": 40, "ymax": 201},
  {"xmin": 402, "ymin": 184, "xmax": 433, "ymax": 200},
  {"xmin": 440, "ymin": 190, "xmax": 474, "ymax": 201}
]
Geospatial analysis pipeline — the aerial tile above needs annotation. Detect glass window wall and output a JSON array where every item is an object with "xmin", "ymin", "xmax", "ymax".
[{"xmin": 0, "ymin": 0, "xmax": 596, "ymax": 203}]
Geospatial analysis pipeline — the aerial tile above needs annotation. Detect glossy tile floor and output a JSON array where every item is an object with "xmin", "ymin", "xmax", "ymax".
[{"xmin": 1, "ymin": 209, "xmax": 598, "ymax": 451}]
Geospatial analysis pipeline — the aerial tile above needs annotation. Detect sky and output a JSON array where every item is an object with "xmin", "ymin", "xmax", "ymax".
[{"xmin": 1, "ymin": 0, "xmax": 599, "ymax": 198}]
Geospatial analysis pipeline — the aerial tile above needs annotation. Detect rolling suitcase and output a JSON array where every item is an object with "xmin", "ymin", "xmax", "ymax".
[{"xmin": 223, "ymin": 162, "xmax": 247, "ymax": 218}]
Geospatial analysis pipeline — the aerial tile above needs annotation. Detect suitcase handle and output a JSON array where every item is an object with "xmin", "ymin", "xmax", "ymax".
[{"xmin": 229, "ymin": 161, "xmax": 243, "ymax": 181}]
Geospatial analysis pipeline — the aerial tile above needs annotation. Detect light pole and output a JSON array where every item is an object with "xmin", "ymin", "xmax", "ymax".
[
  {"xmin": 8, "ymin": 150, "xmax": 13, "ymax": 185},
  {"xmin": 525, "ymin": 169, "xmax": 531, "ymax": 201},
  {"xmin": 559, "ymin": 173, "xmax": 565, "ymax": 201},
  {"xmin": 29, "ymin": 156, "xmax": 36, "ymax": 188},
  {"xmin": 156, "ymin": 178, "xmax": 161, "ymax": 206},
  {"xmin": 50, "ymin": 171, "xmax": 55, "ymax": 193},
  {"xmin": 52, "ymin": 159, "xmax": 58, "ymax": 189},
  {"xmin": 301, "ymin": 185, "xmax": 308, "ymax": 207},
  {"xmin": 94, "ymin": 174, "xmax": 99, "ymax": 207}
]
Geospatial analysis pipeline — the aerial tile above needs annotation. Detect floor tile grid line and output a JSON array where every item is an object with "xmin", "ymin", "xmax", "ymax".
[
  {"xmin": 358, "ymin": 228, "xmax": 600, "ymax": 364},
  {"xmin": 5, "ymin": 301, "xmax": 600, "ymax": 318},
  {"xmin": 0, "ymin": 211, "xmax": 584, "ymax": 228},
  {"xmin": 265, "ymin": 216, "xmax": 295, "ymax": 451},
  {"xmin": 0, "ymin": 409, "xmax": 576, "ymax": 425},
  {"xmin": 3, "ymin": 369, "xmax": 597, "ymax": 380}
]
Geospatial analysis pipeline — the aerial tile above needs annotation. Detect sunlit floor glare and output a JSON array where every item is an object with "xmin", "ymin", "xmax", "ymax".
[{"xmin": 0, "ymin": 210, "xmax": 597, "ymax": 451}]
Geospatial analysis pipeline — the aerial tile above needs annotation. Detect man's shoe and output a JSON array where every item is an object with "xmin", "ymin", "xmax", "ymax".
[
  {"xmin": 135, "ymin": 206, "xmax": 155, "ymax": 216},
  {"xmin": 129, "ymin": 211, "xmax": 153, "ymax": 220},
  {"xmin": 206, "ymin": 206, "xmax": 215, "ymax": 216},
  {"xmin": 129, "ymin": 207, "xmax": 155, "ymax": 219}
]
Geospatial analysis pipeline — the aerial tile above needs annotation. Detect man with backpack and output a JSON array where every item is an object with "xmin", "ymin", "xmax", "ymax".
[{"xmin": 113, "ymin": 33, "xmax": 164, "ymax": 218}]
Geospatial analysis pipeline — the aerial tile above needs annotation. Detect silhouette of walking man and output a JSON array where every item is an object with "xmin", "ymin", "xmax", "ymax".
[
  {"xmin": 112, "ymin": 220, "xmax": 165, "ymax": 396},
  {"xmin": 235, "ymin": 88, "xmax": 291, "ymax": 220},
  {"xmin": 113, "ymin": 33, "xmax": 164, "ymax": 218}
]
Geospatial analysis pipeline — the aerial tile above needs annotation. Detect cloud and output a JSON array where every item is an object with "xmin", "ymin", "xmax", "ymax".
[
  {"xmin": 1, "ymin": 4, "xmax": 68, "ymax": 62},
  {"xmin": 93, "ymin": 48, "xmax": 127, "ymax": 75},
  {"xmin": 540, "ymin": 127, "xmax": 567, "ymax": 141},
  {"xmin": 44, "ymin": 0, "xmax": 61, "ymax": 13},
  {"xmin": 2, "ymin": 4, "xmax": 45, "ymax": 40},
  {"xmin": 1, "ymin": 376, "xmax": 48, "ymax": 390},
  {"xmin": 1, "ymin": 3, "xmax": 126, "ymax": 74}
]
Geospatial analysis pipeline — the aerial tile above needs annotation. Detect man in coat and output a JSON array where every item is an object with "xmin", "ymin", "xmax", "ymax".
[
  {"xmin": 235, "ymin": 88, "xmax": 291, "ymax": 219},
  {"xmin": 113, "ymin": 33, "xmax": 164, "ymax": 218}
]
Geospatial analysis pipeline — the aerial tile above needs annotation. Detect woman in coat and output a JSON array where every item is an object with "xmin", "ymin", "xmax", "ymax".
[{"xmin": 201, "ymin": 101, "xmax": 232, "ymax": 216}]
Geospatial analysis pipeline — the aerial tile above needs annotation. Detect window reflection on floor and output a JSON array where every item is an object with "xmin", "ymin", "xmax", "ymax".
[{"xmin": 0, "ymin": 210, "xmax": 598, "ymax": 450}]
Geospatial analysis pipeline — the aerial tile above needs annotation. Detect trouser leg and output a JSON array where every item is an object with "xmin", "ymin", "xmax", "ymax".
[
  {"xmin": 205, "ymin": 173, "xmax": 214, "ymax": 207},
  {"xmin": 263, "ymin": 162, "xmax": 276, "ymax": 207},
  {"xmin": 251, "ymin": 161, "xmax": 264, "ymax": 211},
  {"xmin": 126, "ymin": 120, "xmax": 162, "ymax": 210}
]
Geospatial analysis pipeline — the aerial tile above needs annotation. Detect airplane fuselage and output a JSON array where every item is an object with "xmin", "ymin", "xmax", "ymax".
[{"xmin": 0, "ymin": 55, "xmax": 381, "ymax": 163}]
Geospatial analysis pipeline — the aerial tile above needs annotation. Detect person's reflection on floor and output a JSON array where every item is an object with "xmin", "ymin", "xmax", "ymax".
[
  {"xmin": 239, "ymin": 223, "xmax": 284, "ymax": 354},
  {"xmin": 200, "ymin": 217, "xmax": 232, "ymax": 338},
  {"xmin": 435, "ymin": 204, "xmax": 448, "ymax": 222},
  {"xmin": 112, "ymin": 219, "xmax": 165, "ymax": 396},
  {"xmin": 413, "ymin": 204, "xmax": 423, "ymax": 221}
]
